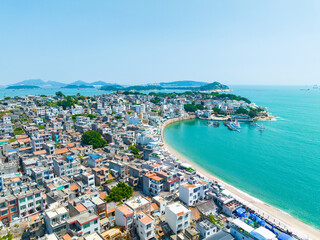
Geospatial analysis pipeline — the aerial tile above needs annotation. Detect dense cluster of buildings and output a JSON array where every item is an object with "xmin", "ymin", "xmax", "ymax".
[{"xmin": 0, "ymin": 92, "xmax": 297, "ymax": 240}]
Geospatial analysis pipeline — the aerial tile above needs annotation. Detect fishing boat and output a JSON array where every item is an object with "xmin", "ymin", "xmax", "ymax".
[
  {"xmin": 226, "ymin": 123, "xmax": 240, "ymax": 132},
  {"xmin": 258, "ymin": 123, "xmax": 265, "ymax": 131},
  {"xmin": 229, "ymin": 120, "xmax": 241, "ymax": 129},
  {"xmin": 213, "ymin": 121, "xmax": 220, "ymax": 127}
]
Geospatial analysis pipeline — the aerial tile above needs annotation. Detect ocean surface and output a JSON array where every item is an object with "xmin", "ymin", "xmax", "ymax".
[{"xmin": 164, "ymin": 86, "xmax": 320, "ymax": 229}]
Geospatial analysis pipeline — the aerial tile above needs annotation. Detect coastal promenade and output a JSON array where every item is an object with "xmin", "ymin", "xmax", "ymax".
[{"xmin": 160, "ymin": 116, "xmax": 320, "ymax": 240}]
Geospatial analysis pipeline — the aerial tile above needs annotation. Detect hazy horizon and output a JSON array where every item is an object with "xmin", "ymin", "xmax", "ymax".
[{"xmin": 1, "ymin": 0, "xmax": 320, "ymax": 86}]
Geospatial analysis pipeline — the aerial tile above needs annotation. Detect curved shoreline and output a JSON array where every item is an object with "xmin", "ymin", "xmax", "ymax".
[{"xmin": 160, "ymin": 117, "xmax": 320, "ymax": 240}]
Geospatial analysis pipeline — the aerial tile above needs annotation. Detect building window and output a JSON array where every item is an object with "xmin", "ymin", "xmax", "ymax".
[
  {"xmin": 94, "ymin": 220, "xmax": 97, "ymax": 224},
  {"xmin": 27, "ymin": 196, "xmax": 33, "ymax": 201},
  {"xmin": 20, "ymin": 205, "xmax": 26, "ymax": 210},
  {"xmin": 1, "ymin": 210, "xmax": 8, "ymax": 216},
  {"xmin": 9, "ymin": 200, "xmax": 16, "ymax": 205},
  {"xmin": 19, "ymin": 198, "xmax": 25, "ymax": 203},
  {"xmin": 94, "ymin": 228, "xmax": 98, "ymax": 232},
  {"xmin": 83, "ymin": 223, "xmax": 90, "ymax": 229},
  {"xmin": 35, "ymin": 193, "xmax": 40, "ymax": 198},
  {"xmin": 28, "ymin": 203, "xmax": 34, "ymax": 207},
  {"xmin": 10, "ymin": 207, "xmax": 17, "ymax": 212},
  {"xmin": 36, "ymin": 200, "xmax": 41, "ymax": 205}
]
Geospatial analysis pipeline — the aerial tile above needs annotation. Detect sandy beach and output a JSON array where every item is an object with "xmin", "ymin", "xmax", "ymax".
[{"xmin": 161, "ymin": 119, "xmax": 320, "ymax": 240}]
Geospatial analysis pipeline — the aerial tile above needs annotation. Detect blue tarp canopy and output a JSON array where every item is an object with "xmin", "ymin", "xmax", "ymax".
[
  {"xmin": 259, "ymin": 220, "xmax": 266, "ymax": 226},
  {"xmin": 278, "ymin": 233, "xmax": 293, "ymax": 240},
  {"xmin": 8, "ymin": 148, "xmax": 19, "ymax": 152},
  {"xmin": 235, "ymin": 207, "xmax": 246, "ymax": 217}
]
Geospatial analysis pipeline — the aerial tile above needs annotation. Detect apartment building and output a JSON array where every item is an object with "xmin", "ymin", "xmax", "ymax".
[
  {"xmin": 142, "ymin": 172, "xmax": 163, "ymax": 196},
  {"xmin": 115, "ymin": 205, "xmax": 134, "ymax": 231},
  {"xmin": 179, "ymin": 176, "xmax": 210, "ymax": 206},
  {"xmin": 0, "ymin": 195, "xmax": 19, "ymax": 225},
  {"xmin": 67, "ymin": 211, "xmax": 100, "ymax": 237},
  {"xmin": 44, "ymin": 206, "xmax": 69, "ymax": 236},
  {"xmin": 136, "ymin": 212, "xmax": 155, "ymax": 240},
  {"xmin": 165, "ymin": 203, "xmax": 191, "ymax": 234},
  {"xmin": 17, "ymin": 189, "xmax": 43, "ymax": 217}
]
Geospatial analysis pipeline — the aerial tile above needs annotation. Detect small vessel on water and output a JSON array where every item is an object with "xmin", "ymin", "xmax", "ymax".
[
  {"xmin": 205, "ymin": 121, "xmax": 213, "ymax": 126},
  {"xmin": 226, "ymin": 122, "xmax": 240, "ymax": 132},
  {"xmin": 229, "ymin": 120, "xmax": 241, "ymax": 129},
  {"xmin": 213, "ymin": 121, "xmax": 220, "ymax": 127},
  {"xmin": 258, "ymin": 123, "xmax": 265, "ymax": 131}
]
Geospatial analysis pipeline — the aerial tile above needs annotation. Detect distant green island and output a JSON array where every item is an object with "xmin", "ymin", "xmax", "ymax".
[
  {"xmin": 6, "ymin": 85, "xmax": 40, "ymax": 90},
  {"xmin": 101, "ymin": 81, "xmax": 229, "ymax": 92},
  {"xmin": 62, "ymin": 84, "xmax": 95, "ymax": 89}
]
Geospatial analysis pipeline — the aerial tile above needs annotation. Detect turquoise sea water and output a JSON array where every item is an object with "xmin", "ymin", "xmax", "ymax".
[
  {"xmin": 164, "ymin": 86, "xmax": 320, "ymax": 229},
  {"xmin": 0, "ymin": 87, "xmax": 105, "ymax": 99},
  {"xmin": 0, "ymin": 87, "xmax": 188, "ymax": 99}
]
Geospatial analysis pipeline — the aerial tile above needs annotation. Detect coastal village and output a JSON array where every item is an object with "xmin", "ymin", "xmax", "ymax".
[{"xmin": 0, "ymin": 91, "xmax": 301, "ymax": 240}]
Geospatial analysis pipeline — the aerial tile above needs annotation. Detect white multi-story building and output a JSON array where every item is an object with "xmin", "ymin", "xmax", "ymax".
[
  {"xmin": 82, "ymin": 173, "xmax": 95, "ymax": 188},
  {"xmin": 115, "ymin": 204, "xmax": 134, "ymax": 231},
  {"xmin": 35, "ymin": 107, "xmax": 46, "ymax": 116},
  {"xmin": 76, "ymin": 116, "xmax": 90, "ymax": 126},
  {"xmin": 196, "ymin": 219, "xmax": 218, "ymax": 239},
  {"xmin": 44, "ymin": 206, "xmax": 69, "ymax": 236},
  {"xmin": 33, "ymin": 117, "xmax": 44, "ymax": 125},
  {"xmin": 31, "ymin": 134, "xmax": 44, "ymax": 152},
  {"xmin": 67, "ymin": 212, "xmax": 100, "ymax": 237},
  {"xmin": 53, "ymin": 156, "xmax": 81, "ymax": 178},
  {"xmin": 179, "ymin": 176, "xmax": 210, "ymax": 206},
  {"xmin": 136, "ymin": 212, "xmax": 155, "ymax": 240},
  {"xmin": 2, "ymin": 116, "xmax": 11, "ymax": 125},
  {"xmin": 17, "ymin": 189, "xmax": 43, "ymax": 217},
  {"xmin": 165, "ymin": 203, "xmax": 191, "ymax": 233},
  {"xmin": 72, "ymin": 104, "xmax": 84, "ymax": 115}
]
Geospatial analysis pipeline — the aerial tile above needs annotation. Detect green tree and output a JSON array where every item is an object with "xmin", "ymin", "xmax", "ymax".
[
  {"xmin": 195, "ymin": 104, "xmax": 204, "ymax": 110},
  {"xmin": 184, "ymin": 104, "xmax": 197, "ymax": 112},
  {"xmin": 105, "ymin": 182, "xmax": 133, "ymax": 202},
  {"xmin": 81, "ymin": 130, "xmax": 107, "ymax": 149},
  {"xmin": 13, "ymin": 127, "xmax": 25, "ymax": 135},
  {"xmin": 235, "ymin": 108, "xmax": 248, "ymax": 115},
  {"xmin": 150, "ymin": 97, "xmax": 161, "ymax": 104},
  {"xmin": 55, "ymin": 91, "xmax": 64, "ymax": 98},
  {"xmin": 129, "ymin": 144, "xmax": 142, "ymax": 158},
  {"xmin": 212, "ymin": 107, "xmax": 221, "ymax": 115}
]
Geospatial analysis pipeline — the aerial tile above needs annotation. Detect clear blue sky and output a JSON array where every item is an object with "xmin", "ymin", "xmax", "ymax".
[{"xmin": 0, "ymin": 0, "xmax": 320, "ymax": 85}]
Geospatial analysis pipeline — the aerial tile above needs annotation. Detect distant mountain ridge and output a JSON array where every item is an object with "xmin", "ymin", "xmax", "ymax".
[
  {"xmin": 10, "ymin": 79, "xmax": 229, "ymax": 92},
  {"xmin": 198, "ymin": 81, "xmax": 229, "ymax": 91},
  {"xmin": 11, "ymin": 79, "xmax": 121, "ymax": 88},
  {"xmin": 12, "ymin": 79, "xmax": 66, "ymax": 87},
  {"xmin": 101, "ymin": 81, "xmax": 229, "ymax": 92}
]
